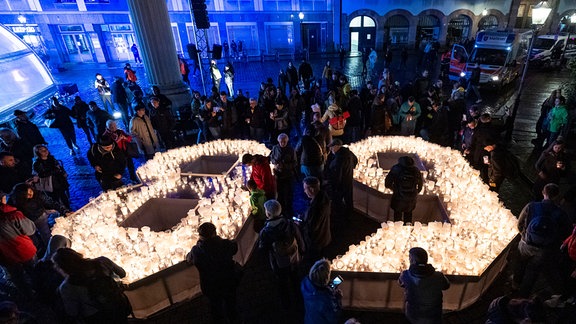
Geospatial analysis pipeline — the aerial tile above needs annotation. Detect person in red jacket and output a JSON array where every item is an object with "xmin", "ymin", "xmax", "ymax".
[
  {"xmin": 242, "ymin": 153, "xmax": 276, "ymax": 200},
  {"xmin": 0, "ymin": 192, "xmax": 37, "ymax": 297}
]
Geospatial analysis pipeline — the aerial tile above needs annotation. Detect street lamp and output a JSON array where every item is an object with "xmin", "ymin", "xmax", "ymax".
[
  {"xmin": 298, "ymin": 12, "xmax": 305, "ymax": 59},
  {"xmin": 506, "ymin": 1, "xmax": 552, "ymax": 140}
]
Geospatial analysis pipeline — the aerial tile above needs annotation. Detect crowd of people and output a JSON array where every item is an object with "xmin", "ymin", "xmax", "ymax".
[{"xmin": 1, "ymin": 45, "xmax": 575, "ymax": 323}]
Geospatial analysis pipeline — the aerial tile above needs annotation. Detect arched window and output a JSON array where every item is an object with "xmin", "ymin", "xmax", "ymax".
[
  {"xmin": 384, "ymin": 15, "xmax": 410, "ymax": 45},
  {"xmin": 478, "ymin": 15, "xmax": 499, "ymax": 31},
  {"xmin": 349, "ymin": 15, "xmax": 376, "ymax": 53},
  {"xmin": 417, "ymin": 15, "xmax": 441, "ymax": 45},
  {"xmin": 447, "ymin": 15, "xmax": 472, "ymax": 44}
]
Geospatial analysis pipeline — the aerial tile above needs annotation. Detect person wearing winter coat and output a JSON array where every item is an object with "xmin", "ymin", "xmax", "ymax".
[
  {"xmin": 324, "ymin": 139, "xmax": 358, "ymax": 218},
  {"xmin": 321, "ymin": 103, "xmax": 347, "ymax": 138},
  {"xmin": 87, "ymin": 135, "xmax": 127, "ymax": 191},
  {"xmin": 544, "ymin": 95, "xmax": 568, "ymax": 148},
  {"xmin": 209, "ymin": 60, "xmax": 222, "ymax": 93},
  {"xmin": 186, "ymin": 222, "xmax": 239, "ymax": 324},
  {"xmin": 86, "ymin": 101, "xmax": 113, "ymax": 139},
  {"xmin": 130, "ymin": 105, "xmax": 160, "ymax": 160},
  {"xmin": 398, "ymin": 96, "xmax": 421, "ymax": 136},
  {"xmin": 242, "ymin": 153, "xmax": 276, "ymax": 200},
  {"xmin": 0, "ymin": 192, "xmax": 37, "ymax": 297},
  {"xmin": 296, "ymin": 125, "xmax": 326, "ymax": 180},
  {"xmin": 385, "ymin": 156, "xmax": 423, "ymax": 224},
  {"xmin": 43, "ymin": 97, "xmax": 79, "ymax": 156},
  {"xmin": 301, "ymin": 259, "xmax": 342, "ymax": 324},
  {"xmin": 301, "ymin": 177, "xmax": 331, "ymax": 267},
  {"xmin": 269, "ymin": 133, "xmax": 297, "ymax": 217},
  {"xmin": 0, "ymin": 128, "xmax": 35, "ymax": 177},
  {"xmin": 399, "ymin": 247, "xmax": 450, "ymax": 324},
  {"xmin": 111, "ymin": 77, "xmax": 131, "ymax": 128},
  {"xmin": 224, "ymin": 61, "xmax": 235, "ymax": 97},
  {"xmin": 286, "ymin": 61, "xmax": 299, "ymax": 91},
  {"xmin": 32, "ymin": 144, "xmax": 70, "ymax": 209},
  {"xmin": 148, "ymin": 96, "xmax": 176, "ymax": 149},
  {"xmin": 270, "ymin": 99, "xmax": 290, "ymax": 143},
  {"xmin": 103, "ymin": 120, "xmax": 138, "ymax": 182},
  {"xmin": 71, "ymin": 96, "xmax": 95, "ymax": 145},
  {"xmin": 13, "ymin": 110, "xmax": 46, "ymax": 147}
]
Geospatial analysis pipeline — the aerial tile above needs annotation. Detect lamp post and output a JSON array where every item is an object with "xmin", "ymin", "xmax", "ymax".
[
  {"xmin": 299, "ymin": 12, "xmax": 305, "ymax": 59},
  {"xmin": 506, "ymin": 1, "xmax": 552, "ymax": 140}
]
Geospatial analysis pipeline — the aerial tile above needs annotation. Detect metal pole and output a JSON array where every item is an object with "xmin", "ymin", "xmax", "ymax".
[
  {"xmin": 506, "ymin": 28, "xmax": 537, "ymax": 140},
  {"xmin": 188, "ymin": 7, "xmax": 207, "ymax": 95}
]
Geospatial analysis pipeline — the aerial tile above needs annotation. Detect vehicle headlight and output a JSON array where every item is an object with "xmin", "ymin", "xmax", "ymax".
[
  {"xmin": 491, "ymin": 76, "xmax": 499, "ymax": 81},
  {"xmin": 460, "ymin": 72, "xmax": 466, "ymax": 77}
]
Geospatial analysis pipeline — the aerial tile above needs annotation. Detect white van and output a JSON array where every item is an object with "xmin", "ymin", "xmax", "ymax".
[
  {"xmin": 449, "ymin": 30, "xmax": 531, "ymax": 88},
  {"xmin": 530, "ymin": 34, "xmax": 576, "ymax": 67}
]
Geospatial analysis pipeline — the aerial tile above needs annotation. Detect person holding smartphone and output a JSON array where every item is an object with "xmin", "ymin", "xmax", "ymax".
[{"xmin": 301, "ymin": 258, "xmax": 342, "ymax": 324}]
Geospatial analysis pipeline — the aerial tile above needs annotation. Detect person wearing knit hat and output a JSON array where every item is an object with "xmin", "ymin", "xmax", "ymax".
[{"xmin": 87, "ymin": 134, "xmax": 127, "ymax": 191}]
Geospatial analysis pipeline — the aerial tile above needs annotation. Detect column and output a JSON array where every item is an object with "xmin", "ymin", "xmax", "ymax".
[{"xmin": 127, "ymin": 0, "xmax": 191, "ymax": 113}]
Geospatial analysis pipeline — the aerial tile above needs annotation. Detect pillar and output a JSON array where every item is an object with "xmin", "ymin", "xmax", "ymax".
[{"xmin": 126, "ymin": 0, "xmax": 191, "ymax": 113}]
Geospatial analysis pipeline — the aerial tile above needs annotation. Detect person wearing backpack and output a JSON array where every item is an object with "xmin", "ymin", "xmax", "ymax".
[
  {"xmin": 52, "ymin": 247, "xmax": 130, "ymax": 324},
  {"xmin": 259, "ymin": 200, "xmax": 303, "ymax": 318},
  {"xmin": 514, "ymin": 183, "xmax": 572, "ymax": 297},
  {"xmin": 385, "ymin": 156, "xmax": 423, "ymax": 224},
  {"xmin": 321, "ymin": 103, "xmax": 348, "ymax": 139}
]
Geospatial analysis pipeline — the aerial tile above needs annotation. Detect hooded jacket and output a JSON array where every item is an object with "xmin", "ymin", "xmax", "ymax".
[
  {"xmin": 385, "ymin": 156, "xmax": 423, "ymax": 212},
  {"xmin": 300, "ymin": 276, "xmax": 341, "ymax": 324},
  {"xmin": 399, "ymin": 263, "xmax": 450, "ymax": 321},
  {"xmin": 0, "ymin": 204, "xmax": 37, "ymax": 266}
]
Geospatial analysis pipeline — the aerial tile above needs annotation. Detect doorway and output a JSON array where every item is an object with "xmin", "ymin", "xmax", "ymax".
[
  {"xmin": 112, "ymin": 33, "xmax": 136, "ymax": 61},
  {"xmin": 349, "ymin": 16, "xmax": 376, "ymax": 54},
  {"xmin": 61, "ymin": 34, "xmax": 93, "ymax": 62}
]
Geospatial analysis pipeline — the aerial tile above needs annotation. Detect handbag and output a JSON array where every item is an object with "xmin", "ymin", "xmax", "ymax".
[
  {"xmin": 34, "ymin": 176, "xmax": 54, "ymax": 193},
  {"xmin": 125, "ymin": 142, "xmax": 140, "ymax": 158}
]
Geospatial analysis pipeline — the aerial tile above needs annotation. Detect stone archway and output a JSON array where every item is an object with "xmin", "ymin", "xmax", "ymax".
[{"xmin": 348, "ymin": 15, "xmax": 377, "ymax": 54}]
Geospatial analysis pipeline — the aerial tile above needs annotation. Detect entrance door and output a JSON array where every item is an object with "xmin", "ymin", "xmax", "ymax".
[
  {"xmin": 349, "ymin": 16, "xmax": 376, "ymax": 54},
  {"xmin": 62, "ymin": 34, "xmax": 93, "ymax": 62},
  {"xmin": 308, "ymin": 28, "xmax": 318, "ymax": 52},
  {"xmin": 112, "ymin": 33, "xmax": 135, "ymax": 61}
]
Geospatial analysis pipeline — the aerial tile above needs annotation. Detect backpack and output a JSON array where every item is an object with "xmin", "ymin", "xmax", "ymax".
[
  {"xmin": 397, "ymin": 167, "xmax": 420, "ymax": 197},
  {"xmin": 85, "ymin": 270, "xmax": 132, "ymax": 317},
  {"xmin": 329, "ymin": 110, "xmax": 350, "ymax": 131},
  {"xmin": 525, "ymin": 203, "xmax": 559, "ymax": 248},
  {"xmin": 271, "ymin": 220, "xmax": 301, "ymax": 269}
]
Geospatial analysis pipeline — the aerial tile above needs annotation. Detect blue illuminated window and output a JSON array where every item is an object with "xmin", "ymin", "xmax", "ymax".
[
  {"xmin": 263, "ymin": 0, "xmax": 291, "ymax": 11},
  {"xmin": 300, "ymin": 0, "xmax": 327, "ymax": 11},
  {"xmin": 224, "ymin": 0, "xmax": 254, "ymax": 11}
]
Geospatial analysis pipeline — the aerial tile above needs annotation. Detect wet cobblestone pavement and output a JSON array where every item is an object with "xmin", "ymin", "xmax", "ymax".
[{"xmin": 6, "ymin": 50, "xmax": 576, "ymax": 323}]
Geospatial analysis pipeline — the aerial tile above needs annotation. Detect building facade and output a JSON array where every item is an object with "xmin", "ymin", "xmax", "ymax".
[{"xmin": 0, "ymin": 0, "xmax": 574, "ymax": 68}]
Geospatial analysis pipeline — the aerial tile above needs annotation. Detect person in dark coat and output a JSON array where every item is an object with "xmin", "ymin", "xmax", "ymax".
[
  {"xmin": 33, "ymin": 144, "xmax": 70, "ymax": 209},
  {"xmin": 296, "ymin": 125, "xmax": 325, "ymax": 180},
  {"xmin": 324, "ymin": 139, "xmax": 358, "ymax": 219},
  {"xmin": 217, "ymin": 92, "xmax": 237, "ymax": 139},
  {"xmin": 286, "ymin": 61, "xmax": 299, "ymax": 92},
  {"xmin": 420, "ymin": 101, "xmax": 449, "ymax": 146},
  {"xmin": 300, "ymin": 258, "xmax": 342, "ymax": 324},
  {"xmin": 86, "ymin": 101, "xmax": 113, "ymax": 140},
  {"xmin": 385, "ymin": 156, "xmax": 423, "ymax": 224},
  {"xmin": 485, "ymin": 296, "xmax": 545, "ymax": 324},
  {"xmin": 301, "ymin": 177, "xmax": 331, "ymax": 269},
  {"xmin": 399, "ymin": 247, "xmax": 450, "ymax": 324},
  {"xmin": 0, "ymin": 128, "xmax": 35, "ymax": 177},
  {"xmin": 532, "ymin": 138, "xmax": 570, "ymax": 200},
  {"xmin": 469, "ymin": 113, "xmax": 500, "ymax": 170},
  {"xmin": 148, "ymin": 96, "xmax": 176, "ymax": 149},
  {"xmin": 44, "ymin": 97, "xmax": 79, "ymax": 156},
  {"xmin": 482, "ymin": 142, "xmax": 508, "ymax": 192},
  {"xmin": 87, "ymin": 135, "xmax": 127, "ymax": 191},
  {"xmin": 13, "ymin": 110, "xmax": 46, "ymax": 147},
  {"xmin": 110, "ymin": 77, "xmax": 131, "ymax": 128},
  {"xmin": 269, "ymin": 133, "xmax": 297, "ymax": 216},
  {"xmin": 186, "ymin": 222, "xmax": 239, "ymax": 324},
  {"xmin": 245, "ymin": 98, "xmax": 267, "ymax": 142},
  {"xmin": 0, "ymin": 152, "xmax": 30, "ymax": 194},
  {"xmin": 71, "ymin": 96, "xmax": 95, "ymax": 145}
]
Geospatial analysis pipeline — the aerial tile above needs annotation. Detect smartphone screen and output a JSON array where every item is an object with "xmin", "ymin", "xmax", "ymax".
[{"xmin": 331, "ymin": 275, "xmax": 343, "ymax": 287}]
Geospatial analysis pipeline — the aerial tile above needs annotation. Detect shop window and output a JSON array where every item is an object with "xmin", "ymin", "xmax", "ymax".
[
  {"xmin": 385, "ymin": 15, "xmax": 409, "ymax": 45},
  {"xmin": 59, "ymin": 25, "xmax": 84, "ymax": 32},
  {"xmin": 109, "ymin": 24, "xmax": 133, "ymax": 32},
  {"xmin": 478, "ymin": 15, "xmax": 499, "ymax": 31},
  {"xmin": 300, "ymin": 0, "xmax": 327, "ymax": 11}
]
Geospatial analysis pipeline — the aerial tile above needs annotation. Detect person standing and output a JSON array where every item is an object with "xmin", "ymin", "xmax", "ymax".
[
  {"xmin": 466, "ymin": 64, "xmax": 482, "ymax": 104},
  {"xmin": 86, "ymin": 101, "xmax": 113, "ymax": 139},
  {"xmin": 110, "ymin": 77, "xmax": 131, "ymax": 128},
  {"xmin": 131, "ymin": 43, "xmax": 142, "ymax": 64},
  {"xmin": 339, "ymin": 45, "xmax": 346, "ymax": 68},
  {"xmin": 299, "ymin": 59, "xmax": 314, "ymax": 90},
  {"xmin": 301, "ymin": 177, "xmax": 331, "ymax": 268},
  {"xmin": 385, "ymin": 156, "xmax": 423, "ymax": 224},
  {"xmin": 209, "ymin": 60, "xmax": 222, "ymax": 93},
  {"xmin": 13, "ymin": 110, "xmax": 46, "ymax": 147},
  {"xmin": 178, "ymin": 56, "xmax": 190, "ymax": 85},
  {"xmin": 199, "ymin": 99, "xmax": 222, "ymax": 141},
  {"xmin": 94, "ymin": 73, "xmax": 113, "ymax": 113},
  {"xmin": 270, "ymin": 99, "xmax": 290, "ymax": 144},
  {"xmin": 103, "ymin": 120, "xmax": 138, "ymax": 183},
  {"xmin": 398, "ymin": 96, "xmax": 421, "ymax": 136},
  {"xmin": 322, "ymin": 61, "xmax": 333, "ymax": 91},
  {"xmin": 286, "ymin": 61, "xmax": 299, "ymax": 92},
  {"xmin": 301, "ymin": 259, "xmax": 342, "ymax": 324},
  {"xmin": 87, "ymin": 135, "xmax": 127, "ymax": 191},
  {"xmin": 259, "ymin": 200, "xmax": 302, "ymax": 316},
  {"xmin": 71, "ymin": 96, "xmax": 95, "ymax": 145},
  {"xmin": 324, "ymin": 139, "xmax": 358, "ymax": 219},
  {"xmin": 224, "ymin": 61, "xmax": 235, "ymax": 97},
  {"xmin": 245, "ymin": 98, "xmax": 267, "ymax": 142},
  {"xmin": 242, "ymin": 153, "xmax": 276, "ymax": 200},
  {"xmin": 148, "ymin": 97, "xmax": 176, "ymax": 150},
  {"xmin": 514, "ymin": 183, "xmax": 572, "ymax": 297},
  {"xmin": 217, "ymin": 92, "xmax": 237, "ymax": 139},
  {"xmin": 269, "ymin": 133, "xmax": 297, "ymax": 217},
  {"xmin": 533, "ymin": 138, "xmax": 569, "ymax": 200},
  {"xmin": 130, "ymin": 105, "xmax": 159, "ymax": 160},
  {"xmin": 43, "ymin": 97, "xmax": 79, "ymax": 156},
  {"xmin": 186, "ymin": 222, "xmax": 239, "ymax": 324},
  {"xmin": 32, "ymin": 144, "xmax": 70, "ymax": 209},
  {"xmin": 532, "ymin": 89, "xmax": 559, "ymax": 147},
  {"xmin": 544, "ymin": 95, "xmax": 568, "ymax": 148},
  {"xmin": 296, "ymin": 125, "xmax": 326, "ymax": 180},
  {"xmin": 124, "ymin": 63, "xmax": 137, "ymax": 83},
  {"xmin": 399, "ymin": 247, "xmax": 450, "ymax": 324},
  {"xmin": 0, "ymin": 192, "xmax": 37, "ymax": 298}
]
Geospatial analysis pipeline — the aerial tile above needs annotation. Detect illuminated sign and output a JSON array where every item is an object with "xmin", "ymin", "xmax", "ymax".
[{"xmin": 11, "ymin": 26, "xmax": 38, "ymax": 33}]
